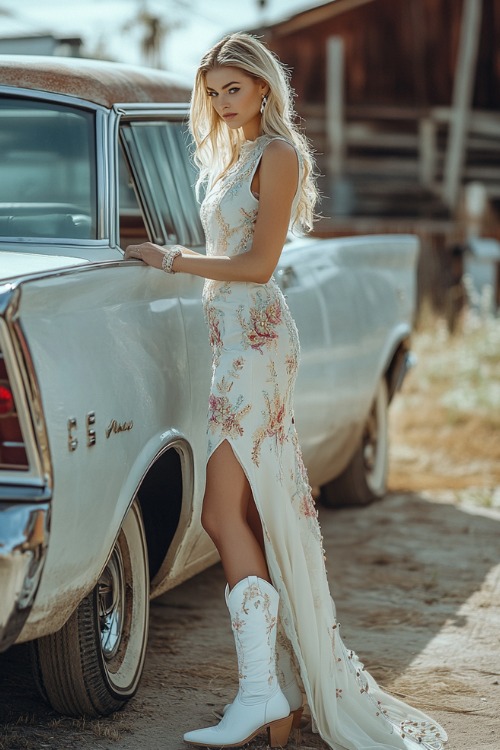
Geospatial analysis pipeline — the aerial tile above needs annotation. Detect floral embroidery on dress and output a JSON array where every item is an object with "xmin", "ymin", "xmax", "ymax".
[
  {"xmin": 237, "ymin": 292, "xmax": 282, "ymax": 354},
  {"xmin": 285, "ymin": 353, "xmax": 298, "ymax": 376},
  {"xmin": 398, "ymin": 720, "xmax": 445, "ymax": 748},
  {"xmin": 205, "ymin": 306, "xmax": 223, "ymax": 361},
  {"xmin": 208, "ymin": 380, "xmax": 251, "ymax": 439},
  {"xmin": 299, "ymin": 488, "xmax": 318, "ymax": 519},
  {"xmin": 251, "ymin": 364, "xmax": 288, "ymax": 467},
  {"xmin": 228, "ymin": 356, "xmax": 245, "ymax": 380}
]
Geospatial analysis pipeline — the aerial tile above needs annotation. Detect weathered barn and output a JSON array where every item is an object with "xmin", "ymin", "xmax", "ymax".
[{"xmin": 250, "ymin": 0, "xmax": 500, "ymax": 316}]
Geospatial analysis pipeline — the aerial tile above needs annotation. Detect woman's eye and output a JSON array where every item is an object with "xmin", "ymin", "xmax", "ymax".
[
  {"xmin": 228, "ymin": 87, "xmax": 240, "ymax": 94},
  {"xmin": 207, "ymin": 91, "xmax": 217, "ymax": 97}
]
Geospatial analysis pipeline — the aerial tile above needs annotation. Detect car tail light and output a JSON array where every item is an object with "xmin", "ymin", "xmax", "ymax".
[
  {"xmin": 0, "ymin": 349, "xmax": 29, "ymax": 470},
  {"xmin": 0, "ymin": 383, "xmax": 14, "ymax": 415}
]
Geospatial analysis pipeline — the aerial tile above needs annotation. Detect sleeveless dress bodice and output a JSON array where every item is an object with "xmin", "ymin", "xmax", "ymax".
[{"xmin": 199, "ymin": 135, "xmax": 447, "ymax": 750}]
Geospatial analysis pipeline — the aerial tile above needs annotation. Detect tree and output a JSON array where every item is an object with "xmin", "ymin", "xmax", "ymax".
[{"xmin": 123, "ymin": 1, "xmax": 183, "ymax": 69}]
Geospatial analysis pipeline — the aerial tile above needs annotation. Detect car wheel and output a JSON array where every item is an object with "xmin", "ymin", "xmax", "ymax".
[
  {"xmin": 321, "ymin": 378, "xmax": 389, "ymax": 508},
  {"xmin": 30, "ymin": 499, "xmax": 149, "ymax": 717}
]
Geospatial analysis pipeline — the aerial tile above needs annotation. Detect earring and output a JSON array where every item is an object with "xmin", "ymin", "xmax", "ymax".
[{"xmin": 260, "ymin": 94, "xmax": 268, "ymax": 115}]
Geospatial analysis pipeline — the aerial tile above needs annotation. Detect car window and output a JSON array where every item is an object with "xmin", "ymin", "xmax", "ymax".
[
  {"xmin": 0, "ymin": 96, "xmax": 97, "ymax": 240},
  {"xmin": 117, "ymin": 144, "xmax": 150, "ymax": 249},
  {"xmin": 120, "ymin": 120, "xmax": 205, "ymax": 248}
]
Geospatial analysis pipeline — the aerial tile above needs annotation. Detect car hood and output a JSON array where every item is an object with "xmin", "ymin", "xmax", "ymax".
[{"xmin": 0, "ymin": 250, "xmax": 90, "ymax": 281}]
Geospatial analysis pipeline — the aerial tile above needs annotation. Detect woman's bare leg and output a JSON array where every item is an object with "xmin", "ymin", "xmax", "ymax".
[
  {"xmin": 246, "ymin": 495, "xmax": 265, "ymax": 554},
  {"xmin": 202, "ymin": 440, "xmax": 269, "ymax": 589}
]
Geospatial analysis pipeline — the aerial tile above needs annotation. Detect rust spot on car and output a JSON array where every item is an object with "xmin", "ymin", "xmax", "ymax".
[{"xmin": 0, "ymin": 56, "xmax": 190, "ymax": 108}]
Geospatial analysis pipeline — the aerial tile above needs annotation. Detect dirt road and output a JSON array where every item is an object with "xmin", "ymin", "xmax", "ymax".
[
  {"xmin": 1, "ymin": 488, "xmax": 499, "ymax": 750},
  {"xmin": 1, "ymin": 319, "xmax": 499, "ymax": 750}
]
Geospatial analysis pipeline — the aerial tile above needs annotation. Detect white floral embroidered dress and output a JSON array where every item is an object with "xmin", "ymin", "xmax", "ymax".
[{"xmin": 200, "ymin": 135, "xmax": 447, "ymax": 750}]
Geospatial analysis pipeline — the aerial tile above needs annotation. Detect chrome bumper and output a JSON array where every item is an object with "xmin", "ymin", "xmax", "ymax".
[{"xmin": 0, "ymin": 491, "xmax": 50, "ymax": 652}]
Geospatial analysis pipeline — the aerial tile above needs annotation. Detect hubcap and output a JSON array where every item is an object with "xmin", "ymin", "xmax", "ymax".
[{"xmin": 98, "ymin": 546, "xmax": 126, "ymax": 660}]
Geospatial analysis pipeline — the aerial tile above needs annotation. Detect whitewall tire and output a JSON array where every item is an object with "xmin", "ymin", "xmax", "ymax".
[
  {"xmin": 321, "ymin": 378, "xmax": 389, "ymax": 507},
  {"xmin": 31, "ymin": 499, "xmax": 149, "ymax": 716}
]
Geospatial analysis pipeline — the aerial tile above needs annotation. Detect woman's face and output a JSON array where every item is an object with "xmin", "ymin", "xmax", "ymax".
[{"xmin": 205, "ymin": 66, "xmax": 267, "ymax": 139}]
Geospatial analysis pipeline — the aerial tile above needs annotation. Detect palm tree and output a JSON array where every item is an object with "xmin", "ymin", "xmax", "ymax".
[{"xmin": 123, "ymin": 0, "xmax": 183, "ymax": 69}]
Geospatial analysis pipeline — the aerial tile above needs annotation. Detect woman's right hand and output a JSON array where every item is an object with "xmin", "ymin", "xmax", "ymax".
[{"xmin": 124, "ymin": 242, "xmax": 164, "ymax": 269}]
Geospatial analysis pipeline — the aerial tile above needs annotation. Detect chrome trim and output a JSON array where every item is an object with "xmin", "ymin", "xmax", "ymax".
[
  {"xmin": 117, "ymin": 114, "xmax": 192, "ymax": 247},
  {"xmin": 67, "ymin": 417, "xmax": 78, "ymax": 452},
  {"xmin": 1, "ymin": 293, "xmax": 53, "ymax": 487},
  {"xmin": 96, "ymin": 108, "xmax": 109, "ymax": 241},
  {"xmin": 0, "ymin": 237, "xmax": 111, "ymax": 248},
  {"xmin": 108, "ymin": 108, "xmax": 121, "ymax": 251},
  {"xmin": 147, "ymin": 434, "xmax": 195, "ymax": 591},
  {"xmin": 0, "ymin": 499, "xmax": 51, "ymax": 651},
  {"xmin": 0, "ymin": 258, "xmax": 144, "ymax": 289},
  {"xmin": 86, "ymin": 412, "xmax": 96, "ymax": 448},
  {"xmin": 0, "ymin": 283, "xmax": 16, "ymax": 317},
  {"xmin": 114, "ymin": 103, "xmax": 190, "ymax": 118},
  {"xmin": 0, "ymin": 85, "xmax": 110, "ymax": 113},
  {"xmin": 98, "ymin": 544, "xmax": 125, "ymax": 659},
  {"xmin": 0, "ymin": 485, "xmax": 50, "ymax": 502}
]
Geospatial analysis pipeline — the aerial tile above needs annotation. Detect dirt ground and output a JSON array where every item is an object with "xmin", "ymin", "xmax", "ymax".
[{"xmin": 1, "ymin": 316, "xmax": 499, "ymax": 750}]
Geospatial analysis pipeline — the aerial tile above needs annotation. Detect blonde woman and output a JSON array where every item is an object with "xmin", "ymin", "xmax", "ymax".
[{"xmin": 125, "ymin": 33, "xmax": 447, "ymax": 750}]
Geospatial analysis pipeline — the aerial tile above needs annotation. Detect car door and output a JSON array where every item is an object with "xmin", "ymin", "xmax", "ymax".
[
  {"xmin": 277, "ymin": 239, "xmax": 363, "ymax": 487},
  {"xmin": 274, "ymin": 241, "xmax": 331, "ymax": 483},
  {"xmin": 118, "ymin": 113, "xmax": 214, "ymax": 561}
]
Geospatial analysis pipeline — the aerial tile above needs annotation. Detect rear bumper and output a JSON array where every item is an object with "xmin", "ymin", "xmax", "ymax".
[{"xmin": 0, "ymin": 488, "xmax": 50, "ymax": 652}]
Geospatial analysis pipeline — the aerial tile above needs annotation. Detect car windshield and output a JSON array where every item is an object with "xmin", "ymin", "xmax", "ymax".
[{"xmin": 0, "ymin": 96, "xmax": 97, "ymax": 240}]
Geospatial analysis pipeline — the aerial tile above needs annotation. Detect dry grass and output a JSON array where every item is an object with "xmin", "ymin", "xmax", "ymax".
[
  {"xmin": 0, "ymin": 711, "xmax": 126, "ymax": 750},
  {"xmin": 389, "ymin": 311, "xmax": 500, "ymax": 494}
]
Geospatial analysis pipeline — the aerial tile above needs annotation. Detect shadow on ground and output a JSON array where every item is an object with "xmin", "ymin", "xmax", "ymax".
[{"xmin": 1, "ymin": 492, "xmax": 499, "ymax": 749}]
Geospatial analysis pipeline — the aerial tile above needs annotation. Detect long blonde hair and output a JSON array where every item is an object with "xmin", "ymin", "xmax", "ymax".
[{"xmin": 189, "ymin": 32, "xmax": 318, "ymax": 231}]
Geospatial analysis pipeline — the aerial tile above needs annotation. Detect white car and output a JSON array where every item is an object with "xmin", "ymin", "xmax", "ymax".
[{"xmin": 0, "ymin": 56, "xmax": 417, "ymax": 717}]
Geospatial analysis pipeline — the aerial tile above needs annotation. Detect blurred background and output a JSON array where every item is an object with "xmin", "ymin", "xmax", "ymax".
[
  {"xmin": 1, "ymin": 0, "xmax": 499, "ymax": 499},
  {"xmin": 0, "ymin": 0, "xmax": 311, "ymax": 76}
]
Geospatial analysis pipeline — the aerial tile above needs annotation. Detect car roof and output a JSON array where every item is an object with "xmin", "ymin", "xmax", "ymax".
[{"xmin": 0, "ymin": 55, "xmax": 192, "ymax": 108}]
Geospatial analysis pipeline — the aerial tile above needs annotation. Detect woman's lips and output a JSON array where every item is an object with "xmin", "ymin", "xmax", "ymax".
[{"xmin": 223, "ymin": 113, "xmax": 237, "ymax": 120}]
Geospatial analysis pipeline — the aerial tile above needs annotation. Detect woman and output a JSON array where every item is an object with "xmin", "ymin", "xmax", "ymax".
[{"xmin": 125, "ymin": 32, "xmax": 447, "ymax": 750}]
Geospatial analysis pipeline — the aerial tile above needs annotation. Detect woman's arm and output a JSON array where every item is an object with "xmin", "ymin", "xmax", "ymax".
[
  {"xmin": 124, "ymin": 139, "xmax": 299, "ymax": 284},
  {"xmin": 124, "ymin": 243, "xmax": 201, "ymax": 263}
]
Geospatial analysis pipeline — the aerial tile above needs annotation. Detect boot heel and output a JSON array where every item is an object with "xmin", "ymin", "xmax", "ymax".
[
  {"xmin": 268, "ymin": 714, "xmax": 293, "ymax": 748},
  {"xmin": 291, "ymin": 706, "xmax": 304, "ymax": 729}
]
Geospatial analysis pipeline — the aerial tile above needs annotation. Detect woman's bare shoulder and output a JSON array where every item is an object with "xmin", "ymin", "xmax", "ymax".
[
  {"xmin": 262, "ymin": 137, "xmax": 297, "ymax": 159},
  {"xmin": 260, "ymin": 138, "xmax": 299, "ymax": 181}
]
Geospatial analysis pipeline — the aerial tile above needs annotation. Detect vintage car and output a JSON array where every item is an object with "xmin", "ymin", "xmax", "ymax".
[{"xmin": 0, "ymin": 56, "xmax": 417, "ymax": 717}]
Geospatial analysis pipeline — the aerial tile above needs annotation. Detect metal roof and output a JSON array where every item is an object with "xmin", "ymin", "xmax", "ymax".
[{"xmin": 0, "ymin": 55, "xmax": 191, "ymax": 107}]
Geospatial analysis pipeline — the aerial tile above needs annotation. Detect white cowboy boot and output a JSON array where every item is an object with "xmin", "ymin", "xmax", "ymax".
[
  {"xmin": 275, "ymin": 622, "xmax": 304, "ymax": 727},
  {"xmin": 221, "ymin": 601, "xmax": 304, "ymax": 728},
  {"xmin": 183, "ymin": 576, "xmax": 292, "ymax": 748}
]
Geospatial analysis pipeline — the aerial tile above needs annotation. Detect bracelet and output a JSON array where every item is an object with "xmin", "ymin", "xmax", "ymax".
[{"xmin": 161, "ymin": 245, "xmax": 183, "ymax": 274}]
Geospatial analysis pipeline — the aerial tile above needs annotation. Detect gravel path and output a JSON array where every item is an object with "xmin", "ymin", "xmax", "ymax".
[{"xmin": 1, "ymin": 490, "xmax": 499, "ymax": 750}]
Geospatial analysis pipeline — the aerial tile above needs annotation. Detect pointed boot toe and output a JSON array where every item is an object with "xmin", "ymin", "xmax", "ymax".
[
  {"xmin": 184, "ymin": 577, "xmax": 294, "ymax": 748},
  {"xmin": 184, "ymin": 692, "xmax": 292, "ymax": 748}
]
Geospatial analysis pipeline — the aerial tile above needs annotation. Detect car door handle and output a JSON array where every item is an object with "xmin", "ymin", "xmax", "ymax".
[{"xmin": 276, "ymin": 266, "xmax": 297, "ymax": 290}]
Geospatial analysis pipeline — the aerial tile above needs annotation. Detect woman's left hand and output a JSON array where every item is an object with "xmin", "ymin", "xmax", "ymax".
[{"xmin": 124, "ymin": 242, "xmax": 163, "ymax": 269}]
